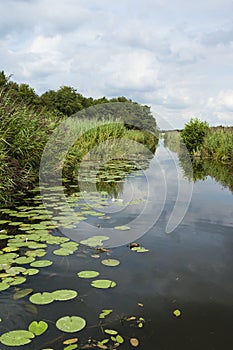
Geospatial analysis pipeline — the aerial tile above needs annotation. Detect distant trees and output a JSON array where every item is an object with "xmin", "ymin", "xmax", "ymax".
[{"xmin": 0, "ymin": 70, "xmax": 158, "ymax": 132}]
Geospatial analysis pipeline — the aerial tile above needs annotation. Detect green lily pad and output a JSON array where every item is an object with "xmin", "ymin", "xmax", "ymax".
[
  {"xmin": 23, "ymin": 268, "xmax": 39, "ymax": 276},
  {"xmin": 80, "ymin": 236, "xmax": 109, "ymax": 247},
  {"xmin": 29, "ymin": 292, "xmax": 54, "ymax": 305},
  {"xmin": 28, "ymin": 320, "xmax": 48, "ymax": 336},
  {"xmin": 56, "ymin": 316, "xmax": 86, "ymax": 333},
  {"xmin": 30, "ymin": 260, "xmax": 53, "ymax": 268},
  {"xmin": 91, "ymin": 279, "xmax": 116, "ymax": 289},
  {"xmin": 10, "ymin": 276, "xmax": 27, "ymax": 286},
  {"xmin": 0, "ymin": 330, "xmax": 35, "ymax": 346},
  {"xmin": 101, "ymin": 259, "xmax": 120, "ymax": 267},
  {"xmin": 104, "ymin": 329, "xmax": 118, "ymax": 335},
  {"xmin": 53, "ymin": 248, "xmax": 74, "ymax": 256},
  {"xmin": 77, "ymin": 271, "xmax": 100, "ymax": 279},
  {"xmin": 131, "ymin": 247, "xmax": 149, "ymax": 253},
  {"xmin": 51, "ymin": 290, "xmax": 78, "ymax": 301},
  {"xmin": 0, "ymin": 282, "xmax": 9, "ymax": 291},
  {"xmin": 114, "ymin": 225, "xmax": 130, "ymax": 230},
  {"xmin": 14, "ymin": 256, "xmax": 36, "ymax": 264},
  {"xmin": 99, "ymin": 309, "xmax": 113, "ymax": 319}
]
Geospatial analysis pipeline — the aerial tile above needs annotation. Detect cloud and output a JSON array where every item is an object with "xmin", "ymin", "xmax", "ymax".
[{"xmin": 0, "ymin": 0, "xmax": 233, "ymax": 128}]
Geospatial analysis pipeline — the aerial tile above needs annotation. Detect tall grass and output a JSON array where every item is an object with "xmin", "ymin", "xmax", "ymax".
[{"xmin": 201, "ymin": 128, "xmax": 233, "ymax": 162}]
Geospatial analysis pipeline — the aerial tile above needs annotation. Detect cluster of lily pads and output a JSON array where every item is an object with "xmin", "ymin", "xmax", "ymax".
[{"xmin": 0, "ymin": 178, "xmax": 150, "ymax": 348}]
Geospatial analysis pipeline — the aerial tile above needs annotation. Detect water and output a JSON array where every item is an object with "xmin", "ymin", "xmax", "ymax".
[{"xmin": 0, "ymin": 143, "xmax": 232, "ymax": 349}]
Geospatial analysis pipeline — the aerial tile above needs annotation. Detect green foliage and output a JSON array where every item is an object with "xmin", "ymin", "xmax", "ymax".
[
  {"xmin": 201, "ymin": 128, "xmax": 233, "ymax": 162},
  {"xmin": 181, "ymin": 118, "xmax": 209, "ymax": 154}
]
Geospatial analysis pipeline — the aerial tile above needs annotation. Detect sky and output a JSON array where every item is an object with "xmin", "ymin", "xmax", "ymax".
[{"xmin": 0, "ymin": 0, "xmax": 233, "ymax": 129}]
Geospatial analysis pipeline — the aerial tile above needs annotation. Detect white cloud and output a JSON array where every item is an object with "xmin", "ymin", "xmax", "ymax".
[{"xmin": 0, "ymin": 0, "xmax": 233, "ymax": 128}]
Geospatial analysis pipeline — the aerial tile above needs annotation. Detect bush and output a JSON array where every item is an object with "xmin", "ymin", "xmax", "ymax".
[{"xmin": 181, "ymin": 118, "xmax": 209, "ymax": 154}]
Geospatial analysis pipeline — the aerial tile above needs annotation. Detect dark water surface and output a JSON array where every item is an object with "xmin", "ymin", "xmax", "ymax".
[{"xmin": 0, "ymin": 143, "xmax": 232, "ymax": 350}]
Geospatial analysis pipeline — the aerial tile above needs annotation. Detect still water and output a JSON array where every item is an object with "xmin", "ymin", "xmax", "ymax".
[{"xmin": 0, "ymin": 142, "xmax": 232, "ymax": 350}]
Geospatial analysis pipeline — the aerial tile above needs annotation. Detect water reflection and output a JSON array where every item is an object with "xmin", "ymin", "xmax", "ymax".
[{"xmin": 164, "ymin": 130, "xmax": 233, "ymax": 193}]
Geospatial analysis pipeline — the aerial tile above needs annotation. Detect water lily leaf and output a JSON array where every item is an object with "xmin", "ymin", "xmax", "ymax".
[
  {"xmin": 6, "ymin": 266, "xmax": 26, "ymax": 275},
  {"xmin": 80, "ymin": 236, "xmax": 109, "ymax": 247},
  {"xmin": 114, "ymin": 225, "xmax": 130, "ymax": 230},
  {"xmin": 130, "ymin": 338, "xmax": 139, "ymax": 347},
  {"xmin": 10, "ymin": 276, "xmax": 27, "ymax": 286},
  {"xmin": 104, "ymin": 329, "xmax": 118, "ymax": 335},
  {"xmin": 0, "ymin": 330, "xmax": 35, "ymax": 346},
  {"xmin": 63, "ymin": 338, "xmax": 78, "ymax": 345},
  {"xmin": 131, "ymin": 247, "xmax": 149, "ymax": 253},
  {"xmin": 51, "ymin": 290, "xmax": 78, "ymax": 301},
  {"xmin": 29, "ymin": 292, "xmax": 54, "ymax": 305},
  {"xmin": 15, "ymin": 256, "xmax": 36, "ymax": 264},
  {"xmin": 56, "ymin": 316, "xmax": 86, "ymax": 333},
  {"xmin": 30, "ymin": 260, "xmax": 53, "ymax": 268},
  {"xmin": 91, "ymin": 280, "xmax": 116, "ymax": 289},
  {"xmin": 77, "ymin": 271, "xmax": 100, "ymax": 279},
  {"xmin": 0, "ymin": 282, "xmax": 9, "ymax": 291},
  {"xmin": 173, "ymin": 309, "xmax": 181, "ymax": 317},
  {"xmin": 13, "ymin": 288, "xmax": 33, "ymax": 300},
  {"xmin": 28, "ymin": 320, "xmax": 48, "ymax": 336},
  {"xmin": 101, "ymin": 259, "xmax": 120, "ymax": 267},
  {"xmin": 116, "ymin": 335, "xmax": 124, "ymax": 343},
  {"xmin": 23, "ymin": 268, "xmax": 39, "ymax": 276},
  {"xmin": 53, "ymin": 248, "xmax": 74, "ymax": 256},
  {"xmin": 64, "ymin": 345, "xmax": 78, "ymax": 350},
  {"xmin": 99, "ymin": 309, "xmax": 113, "ymax": 319}
]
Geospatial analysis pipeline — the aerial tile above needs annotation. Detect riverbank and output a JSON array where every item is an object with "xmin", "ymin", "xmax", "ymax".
[{"xmin": 0, "ymin": 80, "xmax": 158, "ymax": 206}]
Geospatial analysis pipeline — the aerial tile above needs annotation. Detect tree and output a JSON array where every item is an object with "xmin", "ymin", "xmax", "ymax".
[{"xmin": 181, "ymin": 117, "xmax": 209, "ymax": 153}]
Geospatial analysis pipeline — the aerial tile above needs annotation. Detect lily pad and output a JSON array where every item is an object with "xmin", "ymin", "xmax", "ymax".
[
  {"xmin": 0, "ymin": 282, "xmax": 9, "ymax": 291},
  {"xmin": 101, "ymin": 259, "xmax": 120, "ymax": 267},
  {"xmin": 51, "ymin": 290, "xmax": 78, "ymax": 301},
  {"xmin": 56, "ymin": 316, "xmax": 86, "ymax": 333},
  {"xmin": 29, "ymin": 292, "xmax": 54, "ymax": 305},
  {"xmin": 77, "ymin": 271, "xmax": 100, "ymax": 279},
  {"xmin": 114, "ymin": 225, "xmax": 130, "ymax": 231},
  {"xmin": 28, "ymin": 321, "xmax": 48, "ymax": 336},
  {"xmin": 104, "ymin": 329, "xmax": 118, "ymax": 335},
  {"xmin": 23, "ymin": 268, "xmax": 39, "ymax": 276},
  {"xmin": 30, "ymin": 260, "xmax": 53, "ymax": 268},
  {"xmin": 0, "ymin": 330, "xmax": 35, "ymax": 346},
  {"xmin": 91, "ymin": 279, "xmax": 116, "ymax": 289},
  {"xmin": 14, "ymin": 256, "xmax": 36, "ymax": 265}
]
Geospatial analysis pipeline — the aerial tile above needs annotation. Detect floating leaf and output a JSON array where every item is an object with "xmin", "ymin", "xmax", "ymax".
[
  {"xmin": 104, "ymin": 329, "xmax": 118, "ymax": 335},
  {"xmin": 30, "ymin": 260, "xmax": 53, "ymax": 268},
  {"xmin": 0, "ymin": 282, "xmax": 9, "ymax": 291},
  {"xmin": 99, "ymin": 309, "xmax": 113, "ymax": 319},
  {"xmin": 13, "ymin": 289, "xmax": 33, "ymax": 300},
  {"xmin": 29, "ymin": 292, "xmax": 54, "ymax": 305},
  {"xmin": 28, "ymin": 321, "xmax": 48, "ymax": 336},
  {"xmin": 101, "ymin": 259, "xmax": 120, "ymax": 267},
  {"xmin": 173, "ymin": 309, "xmax": 181, "ymax": 317},
  {"xmin": 131, "ymin": 247, "xmax": 149, "ymax": 253},
  {"xmin": 116, "ymin": 335, "xmax": 124, "ymax": 344},
  {"xmin": 114, "ymin": 225, "xmax": 130, "ymax": 231},
  {"xmin": 77, "ymin": 271, "xmax": 100, "ymax": 279},
  {"xmin": 64, "ymin": 345, "xmax": 78, "ymax": 350},
  {"xmin": 14, "ymin": 256, "xmax": 36, "ymax": 264},
  {"xmin": 130, "ymin": 338, "xmax": 139, "ymax": 347},
  {"xmin": 63, "ymin": 338, "xmax": 78, "ymax": 345},
  {"xmin": 51, "ymin": 290, "xmax": 78, "ymax": 301},
  {"xmin": 23, "ymin": 268, "xmax": 39, "ymax": 276},
  {"xmin": 91, "ymin": 280, "xmax": 116, "ymax": 289},
  {"xmin": 56, "ymin": 316, "xmax": 86, "ymax": 333},
  {"xmin": 0, "ymin": 330, "xmax": 35, "ymax": 346}
]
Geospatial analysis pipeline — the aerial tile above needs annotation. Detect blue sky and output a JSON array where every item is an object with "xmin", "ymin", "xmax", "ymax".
[{"xmin": 0, "ymin": 0, "xmax": 233, "ymax": 128}]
